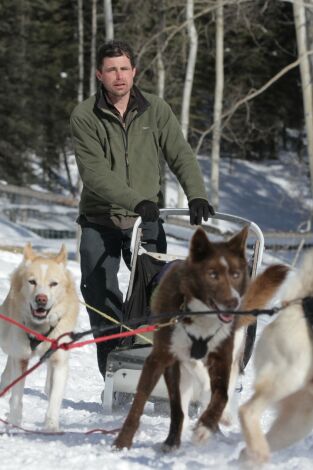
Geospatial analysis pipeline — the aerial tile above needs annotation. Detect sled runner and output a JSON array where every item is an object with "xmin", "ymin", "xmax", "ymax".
[{"xmin": 102, "ymin": 209, "xmax": 264, "ymax": 413}]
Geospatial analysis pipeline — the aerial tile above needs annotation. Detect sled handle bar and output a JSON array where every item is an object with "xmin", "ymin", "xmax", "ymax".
[{"xmin": 130, "ymin": 209, "xmax": 264, "ymax": 282}]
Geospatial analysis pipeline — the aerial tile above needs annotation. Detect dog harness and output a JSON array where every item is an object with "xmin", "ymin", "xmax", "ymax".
[
  {"xmin": 302, "ymin": 297, "xmax": 313, "ymax": 329},
  {"xmin": 27, "ymin": 326, "xmax": 55, "ymax": 351},
  {"xmin": 187, "ymin": 332, "xmax": 214, "ymax": 359}
]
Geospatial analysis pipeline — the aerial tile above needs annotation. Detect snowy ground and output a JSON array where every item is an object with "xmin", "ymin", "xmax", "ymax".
[
  {"xmin": 0, "ymin": 238, "xmax": 313, "ymax": 470},
  {"xmin": 0, "ymin": 154, "xmax": 313, "ymax": 469}
]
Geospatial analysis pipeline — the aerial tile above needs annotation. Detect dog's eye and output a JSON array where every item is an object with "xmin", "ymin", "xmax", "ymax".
[
  {"xmin": 208, "ymin": 271, "xmax": 218, "ymax": 279},
  {"xmin": 232, "ymin": 271, "xmax": 240, "ymax": 279},
  {"xmin": 50, "ymin": 281, "xmax": 58, "ymax": 287},
  {"xmin": 28, "ymin": 279, "xmax": 36, "ymax": 286}
]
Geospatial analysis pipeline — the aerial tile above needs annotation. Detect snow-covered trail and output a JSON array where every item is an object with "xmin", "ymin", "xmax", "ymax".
[{"xmin": 0, "ymin": 247, "xmax": 312, "ymax": 470}]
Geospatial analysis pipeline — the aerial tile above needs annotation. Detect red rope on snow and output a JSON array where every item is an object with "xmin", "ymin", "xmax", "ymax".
[{"xmin": 0, "ymin": 417, "xmax": 120, "ymax": 436}]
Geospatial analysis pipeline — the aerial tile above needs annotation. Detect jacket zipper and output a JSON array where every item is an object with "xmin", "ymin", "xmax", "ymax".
[
  {"xmin": 121, "ymin": 122, "xmax": 130, "ymax": 185},
  {"xmin": 101, "ymin": 108, "xmax": 137, "ymax": 187}
]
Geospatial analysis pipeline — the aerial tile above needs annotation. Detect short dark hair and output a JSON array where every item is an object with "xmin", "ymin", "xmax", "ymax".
[{"xmin": 96, "ymin": 40, "xmax": 136, "ymax": 70}]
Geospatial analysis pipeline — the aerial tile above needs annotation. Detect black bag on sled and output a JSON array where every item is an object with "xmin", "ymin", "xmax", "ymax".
[{"xmin": 122, "ymin": 253, "xmax": 166, "ymax": 342}]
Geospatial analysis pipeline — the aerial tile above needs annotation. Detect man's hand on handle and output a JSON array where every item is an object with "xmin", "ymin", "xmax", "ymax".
[
  {"xmin": 188, "ymin": 198, "xmax": 215, "ymax": 225},
  {"xmin": 135, "ymin": 200, "xmax": 160, "ymax": 222}
]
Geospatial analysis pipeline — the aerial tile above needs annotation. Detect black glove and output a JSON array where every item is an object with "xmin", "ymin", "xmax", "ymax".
[
  {"xmin": 188, "ymin": 198, "xmax": 215, "ymax": 225},
  {"xmin": 134, "ymin": 200, "xmax": 160, "ymax": 222}
]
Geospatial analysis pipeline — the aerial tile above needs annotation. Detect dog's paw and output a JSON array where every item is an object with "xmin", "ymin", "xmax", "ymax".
[
  {"xmin": 161, "ymin": 442, "xmax": 179, "ymax": 453},
  {"xmin": 8, "ymin": 411, "xmax": 22, "ymax": 427},
  {"xmin": 192, "ymin": 423, "xmax": 213, "ymax": 444},
  {"xmin": 239, "ymin": 446, "xmax": 270, "ymax": 465},
  {"xmin": 113, "ymin": 435, "xmax": 132, "ymax": 450},
  {"xmin": 220, "ymin": 410, "xmax": 233, "ymax": 427},
  {"xmin": 111, "ymin": 444, "xmax": 126, "ymax": 452},
  {"xmin": 44, "ymin": 418, "xmax": 60, "ymax": 433}
]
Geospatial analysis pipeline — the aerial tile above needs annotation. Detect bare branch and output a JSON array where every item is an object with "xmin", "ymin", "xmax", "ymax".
[{"xmin": 195, "ymin": 49, "xmax": 313, "ymax": 155}]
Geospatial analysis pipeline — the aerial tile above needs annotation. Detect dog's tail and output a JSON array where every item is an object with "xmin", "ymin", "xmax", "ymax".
[{"xmin": 237, "ymin": 264, "xmax": 289, "ymax": 328}]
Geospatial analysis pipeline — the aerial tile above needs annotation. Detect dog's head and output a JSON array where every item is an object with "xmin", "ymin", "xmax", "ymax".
[
  {"xmin": 14, "ymin": 244, "xmax": 72, "ymax": 326},
  {"xmin": 181, "ymin": 226, "xmax": 249, "ymax": 324}
]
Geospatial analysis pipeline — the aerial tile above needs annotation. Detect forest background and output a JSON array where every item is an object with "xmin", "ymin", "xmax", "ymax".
[{"xmin": 1, "ymin": 0, "xmax": 313, "ymax": 210}]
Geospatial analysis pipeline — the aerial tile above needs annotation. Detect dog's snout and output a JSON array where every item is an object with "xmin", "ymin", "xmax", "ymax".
[
  {"xmin": 35, "ymin": 293, "xmax": 48, "ymax": 306},
  {"xmin": 224, "ymin": 297, "xmax": 239, "ymax": 310}
]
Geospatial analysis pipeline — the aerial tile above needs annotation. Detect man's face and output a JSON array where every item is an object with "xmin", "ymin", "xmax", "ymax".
[{"xmin": 96, "ymin": 54, "xmax": 136, "ymax": 99}]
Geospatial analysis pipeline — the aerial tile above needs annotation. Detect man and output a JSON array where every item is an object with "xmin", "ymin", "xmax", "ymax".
[{"xmin": 70, "ymin": 40, "xmax": 214, "ymax": 383}]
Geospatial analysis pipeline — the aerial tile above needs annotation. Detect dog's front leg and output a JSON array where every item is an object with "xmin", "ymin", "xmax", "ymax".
[
  {"xmin": 193, "ymin": 350, "xmax": 231, "ymax": 444},
  {"xmin": 162, "ymin": 362, "xmax": 184, "ymax": 451},
  {"xmin": 0, "ymin": 356, "xmax": 13, "ymax": 392},
  {"xmin": 239, "ymin": 390, "xmax": 271, "ymax": 463},
  {"xmin": 44, "ymin": 351, "xmax": 69, "ymax": 431},
  {"xmin": 114, "ymin": 353, "xmax": 170, "ymax": 450},
  {"xmin": 8, "ymin": 358, "xmax": 28, "ymax": 426}
]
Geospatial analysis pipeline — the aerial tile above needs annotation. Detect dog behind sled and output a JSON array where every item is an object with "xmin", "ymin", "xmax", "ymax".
[
  {"xmin": 239, "ymin": 249, "xmax": 313, "ymax": 464},
  {"xmin": 0, "ymin": 244, "xmax": 79, "ymax": 431}
]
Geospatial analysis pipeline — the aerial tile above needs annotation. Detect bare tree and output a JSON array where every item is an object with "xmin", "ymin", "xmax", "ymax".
[
  {"xmin": 156, "ymin": 0, "xmax": 167, "ymax": 202},
  {"xmin": 77, "ymin": 0, "xmax": 84, "ymax": 103},
  {"xmin": 293, "ymin": 0, "xmax": 313, "ymax": 197},
  {"xmin": 76, "ymin": 0, "xmax": 85, "ymax": 259},
  {"xmin": 103, "ymin": 0, "xmax": 114, "ymax": 41},
  {"xmin": 307, "ymin": 1, "xmax": 313, "ymax": 76},
  {"xmin": 211, "ymin": 1, "xmax": 224, "ymax": 210},
  {"xmin": 178, "ymin": 0, "xmax": 198, "ymax": 207},
  {"xmin": 89, "ymin": 0, "xmax": 98, "ymax": 96}
]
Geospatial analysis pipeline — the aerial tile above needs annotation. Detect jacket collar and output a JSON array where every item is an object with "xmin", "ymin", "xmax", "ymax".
[{"xmin": 95, "ymin": 84, "xmax": 150, "ymax": 117}]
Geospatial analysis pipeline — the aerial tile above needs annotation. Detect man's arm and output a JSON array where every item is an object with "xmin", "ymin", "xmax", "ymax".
[
  {"xmin": 157, "ymin": 100, "xmax": 215, "ymax": 223},
  {"xmin": 70, "ymin": 114, "xmax": 143, "ymax": 212}
]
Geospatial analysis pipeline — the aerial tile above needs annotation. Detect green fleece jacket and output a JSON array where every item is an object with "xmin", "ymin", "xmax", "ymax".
[{"xmin": 70, "ymin": 86, "xmax": 208, "ymax": 217}]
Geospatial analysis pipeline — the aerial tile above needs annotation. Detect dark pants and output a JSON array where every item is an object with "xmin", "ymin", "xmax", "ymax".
[{"xmin": 79, "ymin": 219, "xmax": 167, "ymax": 380}]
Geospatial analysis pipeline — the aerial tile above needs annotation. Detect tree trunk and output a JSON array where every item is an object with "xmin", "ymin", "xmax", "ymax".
[
  {"xmin": 76, "ymin": 0, "xmax": 85, "ymax": 260},
  {"xmin": 89, "ymin": 0, "xmax": 97, "ymax": 96},
  {"xmin": 211, "ymin": 1, "xmax": 224, "ymax": 210},
  {"xmin": 178, "ymin": 0, "xmax": 198, "ymax": 208},
  {"xmin": 293, "ymin": 0, "xmax": 313, "ymax": 198},
  {"xmin": 306, "ymin": 1, "xmax": 313, "ymax": 77},
  {"xmin": 157, "ymin": 0, "xmax": 166, "ymax": 205},
  {"xmin": 78, "ymin": 0, "xmax": 84, "ymax": 103},
  {"xmin": 103, "ymin": 0, "xmax": 114, "ymax": 41}
]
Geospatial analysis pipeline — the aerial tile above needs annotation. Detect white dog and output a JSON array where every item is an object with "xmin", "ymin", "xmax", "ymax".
[
  {"xmin": 0, "ymin": 244, "xmax": 79, "ymax": 431},
  {"xmin": 239, "ymin": 250, "xmax": 313, "ymax": 463}
]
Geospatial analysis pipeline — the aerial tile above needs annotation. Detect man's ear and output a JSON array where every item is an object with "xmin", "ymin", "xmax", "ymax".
[{"xmin": 96, "ymin": 69, "xmax": 102, "ymax": 81}]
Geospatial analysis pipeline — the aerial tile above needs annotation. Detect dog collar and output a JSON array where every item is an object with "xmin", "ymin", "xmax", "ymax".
[{"xmin": 27, "ymin": 326, "xmax": 55, "ymax": 351}]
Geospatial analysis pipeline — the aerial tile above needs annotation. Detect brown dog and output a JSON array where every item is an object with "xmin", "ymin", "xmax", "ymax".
[{"xmin": 113, "ymin": 227, "xmax": 288, "ymax": 450}]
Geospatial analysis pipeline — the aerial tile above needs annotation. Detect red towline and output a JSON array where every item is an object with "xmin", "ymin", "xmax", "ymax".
[{"xmin": 0, "ymin": 311, "xmax": 157, "ymax": 397}]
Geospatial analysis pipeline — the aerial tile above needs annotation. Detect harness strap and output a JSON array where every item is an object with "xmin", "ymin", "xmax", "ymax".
[
  {"xmin": 302, "ymin": 297, "xmax": 313, "ymax": 328},
  {"xmin": 187, "ymin": 332, "xmax": 214, "ymax": 360},
  {"xmin": 27, "ymin": 326, "xmax": 55, "ymax": 351}
]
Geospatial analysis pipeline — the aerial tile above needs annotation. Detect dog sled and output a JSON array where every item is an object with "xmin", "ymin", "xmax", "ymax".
[{"xmin": 102, "ymin": 209, "xmax": 264, "ymax": 413}]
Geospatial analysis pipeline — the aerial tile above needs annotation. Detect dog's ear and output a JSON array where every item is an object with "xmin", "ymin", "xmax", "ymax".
[
  {"xmin": 189, "ymin": 227, "xmax": 212, "ymax": 263},
  {"xmin": 227, "ymin": 225, "xmax": 249, "ymax": 255},
  {"xmin": 23, "ymin": 243, "xmax": 35, "ymax": 261},
  {"xmin": 54, "ymin": 244, "xmax": 67, "ymax": 264}
]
